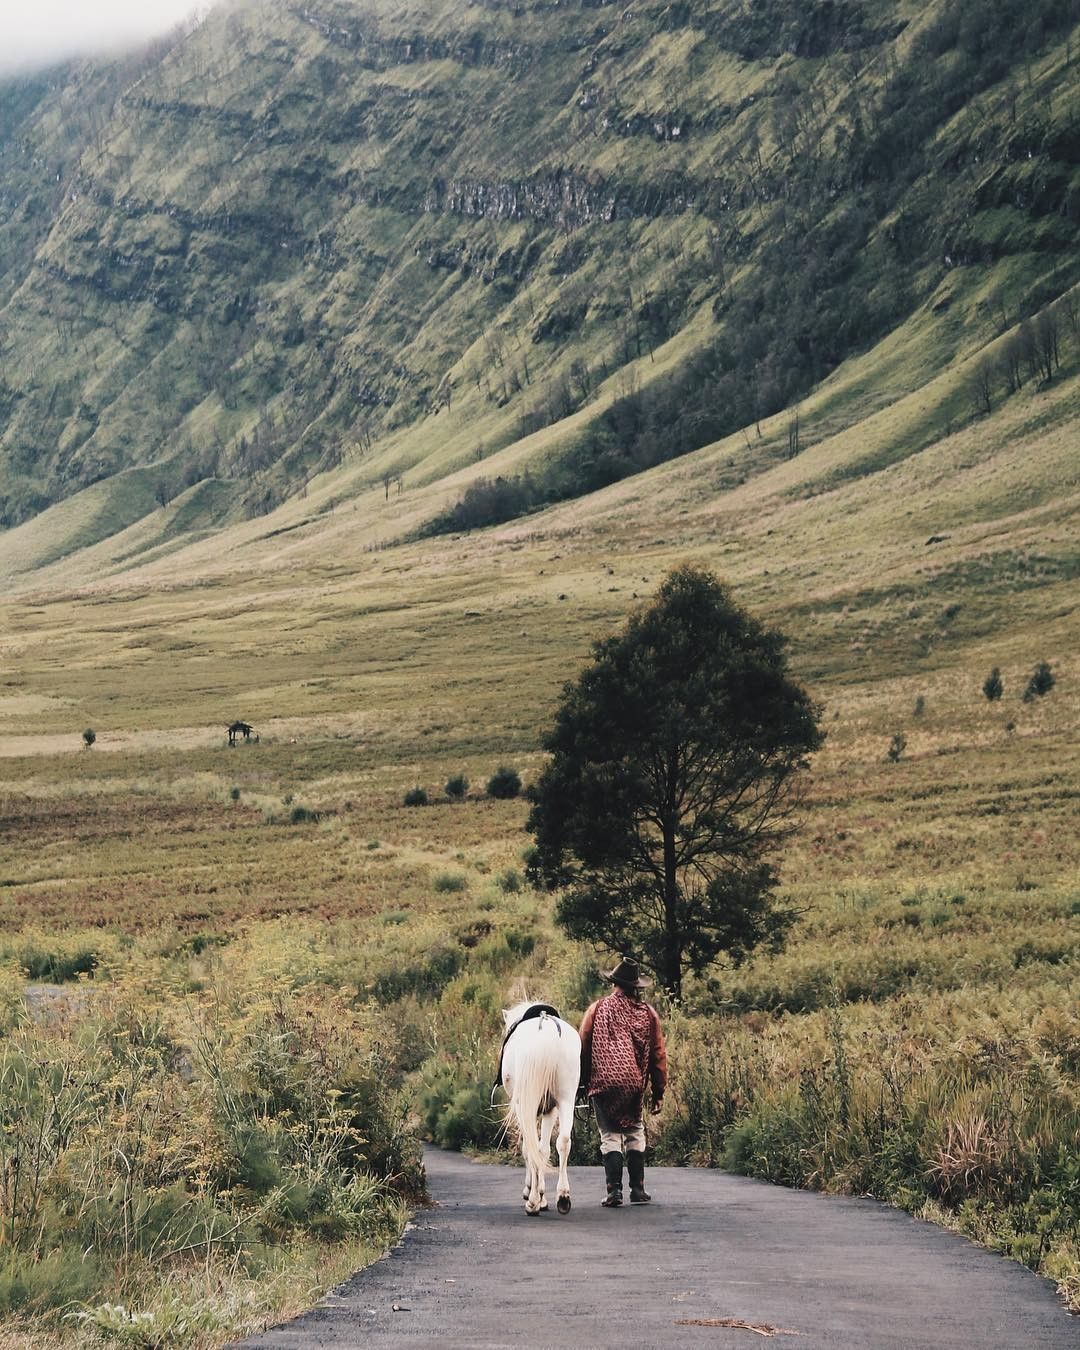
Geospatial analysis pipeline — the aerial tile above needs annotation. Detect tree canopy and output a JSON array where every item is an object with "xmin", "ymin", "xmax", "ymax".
[{"xmin": 526, "ymin": 565, "xmax": 823, "ymax": 996}]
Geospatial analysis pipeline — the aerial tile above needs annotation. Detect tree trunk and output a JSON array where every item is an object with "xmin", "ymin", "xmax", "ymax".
[{"xmin": 662, "ymin": 818, "xmax": 681, "ymax": 998}]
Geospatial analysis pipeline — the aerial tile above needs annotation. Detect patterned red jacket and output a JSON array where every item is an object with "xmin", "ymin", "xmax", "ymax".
[{"xmin": 579, "ymin": 989, "xmax": 668, "ymax": 1124}]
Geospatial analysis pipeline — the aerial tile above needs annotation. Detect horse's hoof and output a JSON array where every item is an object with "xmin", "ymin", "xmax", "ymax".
[
  {"xmin": 525, "ymin": 1206, "xmax": 542, "ymax": 1216},
  {"xmin": 557, "ymin": 1195, "xmax": 571, "ymax": 1215},
  {"xmin": 539, "ymin": 1200, "xmax": 549, "ymax": 1211}
]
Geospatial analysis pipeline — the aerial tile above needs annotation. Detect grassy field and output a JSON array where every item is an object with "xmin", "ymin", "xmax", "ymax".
[{"xmin": 1, "ymin": 308, "xmax": 1078, "ymax": 1343}]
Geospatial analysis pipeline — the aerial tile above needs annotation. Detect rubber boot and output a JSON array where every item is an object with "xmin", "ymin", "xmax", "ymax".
[
  {"xmin": 601, "ymin": 1150, "xmax": 624, "ymax": 1207},
  {"xmin": 627, "ymin": 1150, "xmax": 651, "ymax": 1203}
]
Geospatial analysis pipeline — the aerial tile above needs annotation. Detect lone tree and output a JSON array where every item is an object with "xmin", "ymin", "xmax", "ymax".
[
  {"xmin": 983, "ymin": 667, "xmax": 1004, "ymax": 702},
  {"xmin": 1023, "ymin": 661, "xmax": 1055, "ymax": 702},
  {"xmin": 526, "ymin": 565, "xmax": 823, "ymax": 997}
]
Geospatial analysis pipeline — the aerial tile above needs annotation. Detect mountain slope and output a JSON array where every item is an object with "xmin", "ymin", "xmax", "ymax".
[{"xmin": 0, "ymin": 0, "xmax": 1077, "ymax": 562}]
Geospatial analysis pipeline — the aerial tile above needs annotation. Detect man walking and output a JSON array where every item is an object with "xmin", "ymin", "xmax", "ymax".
[{"xmin": 579, "ymin": 956, "xmax": 668, "ymax": 1207}]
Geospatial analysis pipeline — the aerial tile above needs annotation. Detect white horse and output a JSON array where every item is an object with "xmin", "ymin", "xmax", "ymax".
[{"xmin": 498, "ymin": 1001, "xmax": 581, "ymax": 1215}]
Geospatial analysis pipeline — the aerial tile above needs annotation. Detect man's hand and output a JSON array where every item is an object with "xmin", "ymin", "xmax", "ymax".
[{"xmin": 650, "ymin": 1098, "xmax": 664, "ymax": 1116}]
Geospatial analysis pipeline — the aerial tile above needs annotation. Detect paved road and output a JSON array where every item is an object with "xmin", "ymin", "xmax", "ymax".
[{"xmin": 241, "ymin": 1147, "xmax": 1078, "ymax": 1349}]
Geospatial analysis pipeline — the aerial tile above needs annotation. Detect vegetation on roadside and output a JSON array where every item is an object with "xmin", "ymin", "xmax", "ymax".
[{"xmin": 0, "ymin": 949, "xmax": 421, "ymax": 1339}]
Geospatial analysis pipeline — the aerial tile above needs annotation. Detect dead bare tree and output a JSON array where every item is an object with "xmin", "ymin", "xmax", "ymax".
[
  {"xmin": 969, "ymin": 358, "xmax": 995, "ymax": 416},
  {"xmin": 1035, "ymin": 309, "xmax": 1060, "ymax": 383}
]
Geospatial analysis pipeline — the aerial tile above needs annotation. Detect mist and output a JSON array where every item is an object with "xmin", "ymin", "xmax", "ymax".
[{"xmin": 0, "ymin": 2, "xmax": 214, "ymax": 76}]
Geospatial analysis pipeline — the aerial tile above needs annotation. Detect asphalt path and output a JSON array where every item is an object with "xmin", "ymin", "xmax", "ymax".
[{"xmin": 240, "ymin": 1147, "xmax": 1079, "ymax": 1349}]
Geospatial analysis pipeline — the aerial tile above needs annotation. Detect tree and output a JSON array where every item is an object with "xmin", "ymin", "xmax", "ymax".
[
  {"xmin": 1023, "ymin": 661, "xmax": 1055, "ymax": 702},
  {"xmin": 1034, "ymin": 308, "xmax": 1060, "ymax": 384},
  {"xmin": 82, "ymin": 728, "xmax": 96, "ymax": 749},
  {"xmin": 968, "ymin": 357, "xmax": 994, "ymax": 417},
  {"xmin": 787, "ymin": 406, "xmax": 801, "ymax": 457},
  {"xmin": 526, "ymin": 566, "xmax": 823, "ymax": 997},
  {"xmin": 983, "ymin": 666, "xmax": 1004, "ymax": 701},
  {"xmin": 486, "ymin": 765, "xmax": 522, "ymax": 799},
  {"xmin": 998, "ymin": 335, "xmax": 1023, "ymax": 395}
]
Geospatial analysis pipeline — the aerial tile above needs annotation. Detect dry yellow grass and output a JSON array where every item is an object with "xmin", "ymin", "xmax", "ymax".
[{"xmin": 0, "ymin": 285, "xmax": 1077, "ymax": 1338}]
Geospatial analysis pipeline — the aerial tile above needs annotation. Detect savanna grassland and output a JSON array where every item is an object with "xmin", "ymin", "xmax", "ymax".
[{"xmin": 1, "ymin": 298, "xmax": 1078, "ymax": 1344}]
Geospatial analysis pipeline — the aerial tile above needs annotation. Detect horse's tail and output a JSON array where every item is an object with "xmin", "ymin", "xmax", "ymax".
[{"xmin": 504, "ymin": 1020, "xmax": 561, "ymax": 1177}]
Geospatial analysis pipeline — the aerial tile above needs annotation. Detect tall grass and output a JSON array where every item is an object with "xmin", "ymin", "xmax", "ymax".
[
  {"xmin": 655, "ymin": 991, "xmax": 1080, "ymax": 1300},
  {"xmin": 0, "ymin": 958, "xmax": 421, "ymax": 1337}
]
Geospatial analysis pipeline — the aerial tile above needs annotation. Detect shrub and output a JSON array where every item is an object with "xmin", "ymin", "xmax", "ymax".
[
  {"xmin": 983, "ymin": 666, "xmax": 1004, "ymax": 701},
  {"xmin": 913, "ymin": 695, "xmax": 926, "ymax": 718},
  {"xmin": 20, "ymin": 946, "xmax": 97, "ymax": 982},
  {"xmin": 486, "ymin": 765, "xmax": 522, "ymax": 799},
  {"xmin": 371, "ymin": 946, "xmax": 464, "ymax": 1003},
  {"xmin": 497, "ymin": 868, "xmax": 523, "ymax": 894},
  {"xmin": 1023, "ymin": 661, "xmax": 1054, "ymax": 701},
  {"xmin": 0, "ymin": 982, "xmax": 421, "ymax": 1332},
  {"xmin": 230, "ymin": 786, "xmax": 241, "ymax": 802},
  {"xmin": 289, "ymin": 805, "xmax": 320, "ymax": 825},
  {"xmin": 417, "ymin": 1066, "xmax": 502, "ymax": 1151},
  {"xmin": 887, "ymin": 732, "xmax": 907, "ymax": 762},
  {"xmin": 468, "ymin": 929, "xmax": 536, "ymax": 974},
  {"xmin": 433, "ymin": 872, "xmax": 467, "ymax": 894},
  {"xmin": 421, "ymin": 475, "xmax": 544, "ymax": 536},
  {"xmin": 403, "ymin": 787, "xmax": 428, "ymax": 807},
  {"xmin": 0, "ymin": 1248, "xmax": 103, "ymax": 1316},
  {"xmin": 445, "ymin": 773, "xmax": 469, "ymax": 801},
  {"xmin": 187, "ymin": 932, "xmax": 229, "ymax": 956},
  {"xmin": 82, "ymin": 728, "xmax": 96, "ymax": 749}
]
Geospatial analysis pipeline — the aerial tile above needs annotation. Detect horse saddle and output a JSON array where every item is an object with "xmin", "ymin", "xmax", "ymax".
[{"xmin": 493, "ymin": 1003, "xmax": 561, "ymax": 1091}]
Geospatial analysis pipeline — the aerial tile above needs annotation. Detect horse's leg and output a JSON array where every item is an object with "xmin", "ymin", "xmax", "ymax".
[
  {"xmin": 525, "ymin": 1134, "xmax": 544, "ymax": 1214},
  {"xmin": 555, "ymin": 1094, "xmax": 574, "ymax": 1214},
  {"xmin": 536, "ymin": 1109, "xmax": 556, "ymax": 1211},
  {"xmin": 522, "ymin": 1138, "xmax": 534, "ymax": 1205},
  {"xmin": 507, "ymin": 1069, "xmax": 531, "ymax": 1203}
]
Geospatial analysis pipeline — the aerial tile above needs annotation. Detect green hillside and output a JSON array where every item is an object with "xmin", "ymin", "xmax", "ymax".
[{"xmin": 0, "ymin": 0, "xmax": 1077, "ymax": 558}]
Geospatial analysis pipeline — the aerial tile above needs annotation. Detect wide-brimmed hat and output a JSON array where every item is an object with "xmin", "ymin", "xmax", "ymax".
[{"xmin": 604, "ymin": 957, "xmax": 651, "ymax": 989}]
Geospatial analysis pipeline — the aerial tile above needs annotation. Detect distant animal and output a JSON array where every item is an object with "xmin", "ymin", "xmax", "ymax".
[
  {"xmin": 496, "ymin": 1001, "xmax": 581, "ymax": 1215},
  {"xmin": 227, "ymin": 720, "xmax": 257, "ymax": 745}
]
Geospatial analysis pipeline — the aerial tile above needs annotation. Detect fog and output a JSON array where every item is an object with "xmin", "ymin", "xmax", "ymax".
[{"xmin": 0, "ymin": 2, "xmax": 213, "ymax": 76}]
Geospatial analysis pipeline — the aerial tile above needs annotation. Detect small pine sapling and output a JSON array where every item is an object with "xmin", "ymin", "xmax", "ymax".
[{"xmin": 982, "ymin": 667, "xmax": 1004, "ymax": 701}]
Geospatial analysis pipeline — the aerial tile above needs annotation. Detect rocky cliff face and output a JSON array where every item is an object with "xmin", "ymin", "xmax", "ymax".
[{"xmin": 0, "ymin": 0, "xmax": 1076, "ymax": 533}]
